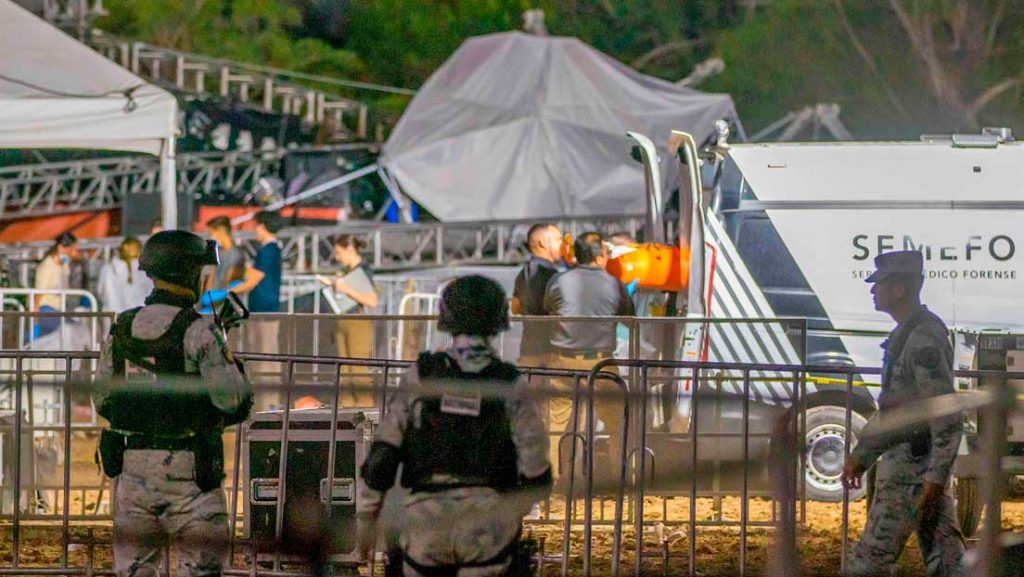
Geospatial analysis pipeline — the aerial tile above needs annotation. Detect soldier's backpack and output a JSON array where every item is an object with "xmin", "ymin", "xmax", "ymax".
[{"xmin": 400, "ymin": 351, "xmax": 521, "ymax": 492}]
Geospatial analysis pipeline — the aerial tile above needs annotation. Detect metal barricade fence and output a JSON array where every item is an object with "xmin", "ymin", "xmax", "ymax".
[
  {"xmin": 593, "ymin": 358, "xmax": 1024, "ymax": 577},
  {"xmin": 3, "ymin": 322, "xmax": 1021, "ymax": 576},
  {"xmin": 0, "ymin": 289, "xmax": 101, "ymax": 352},
  {"xmin": 0, "ymin": 309, "xmax": 807, "ymax": 372},
  {"xmin": 0, "ymin": 349, "xmax": 628, "ymax": 577},
  {"xmin": 0, "ymin": 350, "xmax": 105, "ymax": 576}
]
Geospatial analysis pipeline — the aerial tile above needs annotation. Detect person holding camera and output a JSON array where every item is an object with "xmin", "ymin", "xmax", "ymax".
[{"xmin": 93, "ymin": 230, "xmax": 253, "ymax": 577}]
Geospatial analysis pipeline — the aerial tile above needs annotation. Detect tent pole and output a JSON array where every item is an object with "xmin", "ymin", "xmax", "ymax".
[
  {"xmin": 377, "ymin": 166, "xmax": 413, "ymax": 223},
  {"xmin": 160, "ymin": 138, "xmax": 177, "ymax": 230}
]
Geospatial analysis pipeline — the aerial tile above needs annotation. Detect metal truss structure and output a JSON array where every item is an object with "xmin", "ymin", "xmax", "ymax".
[
  {"xmin": 88, "ymin": 35, "xmax": 411, "ymax": 142},
  {"xmin": 0, "ymin": 156, "xmax": 158, "ymax": 219},
  {"xmin": 0, "ymin": 145, "xmax": 373, "ymax": 221},
  {"xmin": 0, "ymin": 215, "xmax": 646, "ymax": 286},
  {"xmin": 242, "ymin": 214, "xmax": 648, "ymax": 272}
]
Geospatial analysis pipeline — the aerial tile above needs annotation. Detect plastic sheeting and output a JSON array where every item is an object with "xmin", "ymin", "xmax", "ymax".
[{"xmin": 382, "ymin": 31, "xmax": 738, "ymax": 222}]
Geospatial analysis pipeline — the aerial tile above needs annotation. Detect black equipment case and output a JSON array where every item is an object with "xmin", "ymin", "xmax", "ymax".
[{"xmin": 243, "ymin": 408, "xmax": 377, "ymax": 564}]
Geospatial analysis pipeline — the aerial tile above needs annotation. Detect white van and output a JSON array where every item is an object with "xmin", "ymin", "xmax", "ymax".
[
  {"xmin": 716, "ymin": 129, "xmax": 1021, "ymax": 369},
  {"xmin": 633, "ymin": 128, "xmax": 1021, "ymax": 504}
]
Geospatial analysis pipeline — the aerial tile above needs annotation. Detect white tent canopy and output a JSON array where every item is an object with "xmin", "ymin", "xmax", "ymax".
[
  {"xmin": 0, "ymin": 0, "xmax": 178, "ymax": 227},
  {"xmin": 382, "ymin": 31, "xmax": 738, "ymax": 222}
]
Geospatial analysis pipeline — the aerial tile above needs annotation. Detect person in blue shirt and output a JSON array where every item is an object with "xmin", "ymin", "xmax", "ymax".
[
  {"xmin": 230, "ymin": 211, "xmax": 282, "ymax": 313},
  {"xmin": 230, "ymin": 211, "xmax": 283, "ymax": 408}
]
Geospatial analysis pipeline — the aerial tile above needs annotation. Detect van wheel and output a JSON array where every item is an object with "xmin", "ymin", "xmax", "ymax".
[
  {"xmin": 955, "ymin": 477, "xmax": 980, "ymax": 538},
  {"xmin": 804, "ymin": 406, "xmax": 868, "ymax": 502}
]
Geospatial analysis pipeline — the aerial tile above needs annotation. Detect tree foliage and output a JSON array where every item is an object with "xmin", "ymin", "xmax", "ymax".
[
  {"xmin": 99, "ymin": 0, "xmax": 1024, "ymax": 138},
  {"xmin": 101, "ymin": 0, "xmax": 365, "ymax": 79}
]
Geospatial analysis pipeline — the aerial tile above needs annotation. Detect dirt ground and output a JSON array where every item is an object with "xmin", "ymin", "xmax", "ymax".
[
  {"xmin": 4, "ymin": 434, "xmax": 1019, "ymax": 576},
  {"xmin": 4, "ymin": 497, "xmax": 1024, "ymax": 576}
]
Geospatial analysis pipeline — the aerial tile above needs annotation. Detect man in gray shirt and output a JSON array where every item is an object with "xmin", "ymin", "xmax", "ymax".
[{"xmin": 543, "ymin": 232, "xmax": 634, "ymax": 480}]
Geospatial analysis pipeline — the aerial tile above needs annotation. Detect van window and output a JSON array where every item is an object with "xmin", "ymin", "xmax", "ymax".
[{"xmin": 734, "ymin": 214, "xmax": 807, "ymax": 289}]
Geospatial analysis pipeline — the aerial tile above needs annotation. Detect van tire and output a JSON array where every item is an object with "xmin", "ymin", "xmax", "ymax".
[{"xmin": 804, "ymin": 405, "xmax": 868, "ymax": 502}]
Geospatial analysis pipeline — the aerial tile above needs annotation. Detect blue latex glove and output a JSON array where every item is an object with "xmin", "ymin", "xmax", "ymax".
[
  {"xmin": 625, "ymin": 278, "xmax": 640, "ymax": 296},
  {"xmin": 199, "ymin": 281, "xmax": 241, "ymax": 314},
  {"xmin": 199, "ymin": 289, "xmax": 227, "ymax": 315}
]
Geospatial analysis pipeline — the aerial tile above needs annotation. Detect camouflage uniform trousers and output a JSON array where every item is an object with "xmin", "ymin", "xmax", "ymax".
[
  {"xmin": 400, "ymin": 487, "xmax": 522, "ymax": 577},
  {"xmin": 849, "ymin": 480, "xmax": 965, "ymax": 577},
  {"xmin": 113, "ymin": 450, "xmax": 229, "ymax": 577}
]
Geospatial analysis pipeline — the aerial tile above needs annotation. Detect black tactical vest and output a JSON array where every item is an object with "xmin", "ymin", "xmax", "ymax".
[
  {"xmin": 99, "ymin": 305, "xmax": 220, "ymax": 436},
  {"xmin": 400, "ymin": 352, "xmax": 521, "ymax": 492}
]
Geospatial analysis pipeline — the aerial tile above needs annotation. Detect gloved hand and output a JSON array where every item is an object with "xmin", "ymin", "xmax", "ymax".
[
  {"xmin": 200, "ymin": 288, "xmax": 229, "ymax": 314},
  {"xmin": 356, "ymin": 511, "xmax": 379, "ymax": 563},
  {"xmin": 625, "ymin": 278, "xmax": 640, "ymax": 296}
]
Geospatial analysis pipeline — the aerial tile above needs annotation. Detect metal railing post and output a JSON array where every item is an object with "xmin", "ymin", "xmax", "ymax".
[
  {"xmin": 635, "ymin": 365, "xmax": 649, "ymax": 577},
  {"xmin": 60, "ymin": 357, "xmax": 73, "ymax": 567},
  {"xmin": 582, "ymin": 371, "xmax": 597, "ymax": 577},
  {"xmin": 593, "ymin": 369, "xmax": 630, "ymax": 577},
  {"xmin": 740, "ymin": 368, "xmax": 750, "ymax": 577},
  {"xmin": 11, "ymin": 356, "xmax": 23, "ymax": 568},
  {"xmin": 978, "ymin": 370, "xmax": 1010, "ymax": 577},
  {"xmin": 841, "ymin": 372, "xmax": 853, "ymax": 573},
  {"xmin": 689, "ymin": 366, "xmax": 698, "ymax": 577},
  {"xmin": 272, "ymin": 359, "xmax": 295, "ymax": 571}
]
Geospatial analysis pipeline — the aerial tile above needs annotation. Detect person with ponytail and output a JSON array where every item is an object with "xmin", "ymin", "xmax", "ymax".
[{"xmin": 97, "ymin": 237, "xmax": 152, "ymax": 313}]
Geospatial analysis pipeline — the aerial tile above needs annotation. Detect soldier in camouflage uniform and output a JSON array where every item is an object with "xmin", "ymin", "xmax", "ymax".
[
  {"xmin": 358, "ymin": 275, "xmax": 552, "ymax": 576},
  {"xmin": 841, "ymin": 250, "xmax": 964, "ymax": 577},
  {"xmin": 94, "ymin": 231, "xmax": 253, "ymax": 577}
]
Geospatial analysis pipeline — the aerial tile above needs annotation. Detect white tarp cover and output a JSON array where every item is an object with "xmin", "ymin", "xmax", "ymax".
[
  {"xmin": 382, "ymin": 31, "xmax": 738, "ymax": 221},
  {"xmin": 0, "ymin": 0, "xmax": 176, "ymax": 156}
]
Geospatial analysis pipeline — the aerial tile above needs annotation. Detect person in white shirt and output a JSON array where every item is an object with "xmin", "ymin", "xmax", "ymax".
[
  {"xmin": 97, "ymin": 237, "xmax": 153, "ymax": 313},
  {"xmin": 34, "ymin": 233, "xmax": 76, "ymax": 310},
  {"xmin": 34, "ymin": 233, "xmax": 79, "ymax": 337}
]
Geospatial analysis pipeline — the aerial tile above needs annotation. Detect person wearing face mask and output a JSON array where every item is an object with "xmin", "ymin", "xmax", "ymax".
[
  {"xmin": 93, "ymin": 230, "xmax": 252, "ymax": 577},
  {"xmin": 97, "ymin": 237, "xmax": 153, "ymax": 314},
  {"xmin": 320, "ymin": 234, "xmax": 379, "ymax": 408},
  {"xmin": 33, "ymin": 232, "xmax": 78, "ymax": 336}
]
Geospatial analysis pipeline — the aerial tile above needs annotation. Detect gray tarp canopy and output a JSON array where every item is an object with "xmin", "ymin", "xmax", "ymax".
[{"xmin": 381, "ymin": 31, "xmax": 738, "ymax": 222}]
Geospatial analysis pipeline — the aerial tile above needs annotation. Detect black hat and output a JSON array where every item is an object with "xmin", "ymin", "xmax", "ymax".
[
  {"xmin": 865, "ymin": 250, "xmax": 924, "ymax": 283},
  {"xmin": 437, "ymin": 275, "xmax": 510, "ymax": 337},
  {"xmin": 140, "ymin": 230, "xmax": 219, "ymax": 287}
]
